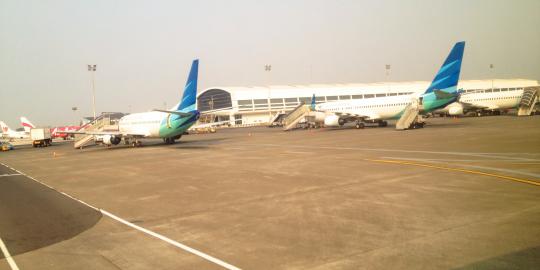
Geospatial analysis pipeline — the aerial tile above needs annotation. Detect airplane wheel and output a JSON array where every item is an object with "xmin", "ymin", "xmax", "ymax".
[{"xmin": 356, "ymin": 122, "xmax": 365, "ymax": 129}]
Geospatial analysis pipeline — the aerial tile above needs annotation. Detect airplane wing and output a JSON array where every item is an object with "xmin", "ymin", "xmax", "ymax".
[
  {"xmin": 189, "ymin": 120, "xmax": 230, "ymax": 130},
  {"xmin": 458, "ymin": 101, "xmax": 495, "ymax": 110},
  {"xmin": 153, "ymin": 109, "xmax": 193, "ymax": 117}
]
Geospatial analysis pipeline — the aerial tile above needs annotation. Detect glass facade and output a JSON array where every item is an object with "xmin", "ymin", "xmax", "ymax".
[{"xmin": 197, "ymin": 89, "xmax": 232, "ymax": 112}]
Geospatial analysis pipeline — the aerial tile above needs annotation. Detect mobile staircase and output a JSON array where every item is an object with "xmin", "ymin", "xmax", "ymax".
[
  {"xmin": 268, "ymin": 112, "xmax": 287, "ymax": 127},
  {"xmin": 73, "ymin": 114, "xmax": 117, "ymax": 149},
  {"xmin": 396, "ymin": 98, "xmax": 425, "ymax": 130},
  {"xmin": 282, "ymin": 103, "xmax": 312, "ymax": 131},
  {"xmin": 517, "ymin": 87, "xmax": 539, "ymax": 116}
]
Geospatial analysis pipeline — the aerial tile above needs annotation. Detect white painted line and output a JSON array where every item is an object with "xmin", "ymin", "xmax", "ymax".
[
  {"xmin": 0, "ymin": 174, "xmax": 22, "ymax": 178},
  {"xmin": 101, "ymin": 210, "xmax": 241, "ymax": 270},
  {"xmin": 0, "ymin": 162, "xmax": 241, "ymax": 270},
  {"xmin": 0, "ymin": 237, "xmax": 20, "ymax": 270}
]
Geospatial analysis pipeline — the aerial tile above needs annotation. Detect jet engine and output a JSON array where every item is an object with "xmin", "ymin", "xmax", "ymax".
[
  {"xmin": 103, "ymin": 135, "xmax": 122, "ymax": 145},
  {"xmin": 324, "ymin": 115, "xmax": 345, "ymax": 127},
  {"xmin": 448, "ymin": 103, "xmax": 464, "ymax": 116}
]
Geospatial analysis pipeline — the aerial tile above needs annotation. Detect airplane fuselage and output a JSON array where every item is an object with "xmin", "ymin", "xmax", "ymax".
[
  {"xmin": 316, "ymin": 91, "xmax": 457, "ymax": 121},
  {"xmin": 118, "ymin": 110, "xmax": 199, "ymax": 138},
  {"xmin": 438, "ymin": 88, "xmax": 525, "ymax": 115}
]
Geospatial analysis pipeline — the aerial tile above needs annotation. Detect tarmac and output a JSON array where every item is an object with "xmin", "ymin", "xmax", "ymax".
[{"xmin": 1, "ymin": 115, "xmax": 539, "ymax": 270}]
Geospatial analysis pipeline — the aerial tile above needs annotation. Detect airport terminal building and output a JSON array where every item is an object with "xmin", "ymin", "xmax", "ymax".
[{"xmin": 196, "ymin": 79, "xmax": 539, "ymax": 126}]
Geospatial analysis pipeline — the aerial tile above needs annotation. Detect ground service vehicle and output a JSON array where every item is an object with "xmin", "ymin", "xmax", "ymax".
[{"xmin": 31, "ymin": 128, "xmax": 52, "ymax": 147}]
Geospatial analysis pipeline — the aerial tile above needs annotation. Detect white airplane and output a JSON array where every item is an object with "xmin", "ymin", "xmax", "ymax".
[
  {"xmin": 65, "ymin": 60, "xmax": 201, "ymax": 147},
  {"xmin": 436, "ymin": 88, "xmax": 536, "ymax": 116},
  {"xmin": 0, "ymin": 121, "xmax": 29, "ymax": 139},
  {"xmin": 20, "ymin": 116, "xmax": 36, "ymax": 132},
  {"xmin": 311, "ymin": 42, "xmax": 465, "ymax": 128}
]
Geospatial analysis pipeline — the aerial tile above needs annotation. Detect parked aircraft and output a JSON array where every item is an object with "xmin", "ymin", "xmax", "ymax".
[
  {"xmin": 435, "ymin": 87, "xmax": 537, "ymax": 116},
  {"xmin": 311, "ymin": 41, "xmax": 465, "ymax": 129},
  {"xmin": 64, "ymin": 59, "xmax": 200, "ymax": 147},
  {"xmin": 0, "ymin": 121, "xmax": 29, "ymax": 139},
  {"xmin": 20, "ymin": 116, "xmax": 35, "ymax": 132}
]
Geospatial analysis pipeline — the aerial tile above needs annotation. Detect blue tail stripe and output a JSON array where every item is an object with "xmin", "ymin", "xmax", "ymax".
[
  {"xmin": 424, "ymin": 42, "xmax": 465, "ymax": 94},
  {"xmin": 177, "ymin": 59, "xmax": 199, "ymax": 111}
]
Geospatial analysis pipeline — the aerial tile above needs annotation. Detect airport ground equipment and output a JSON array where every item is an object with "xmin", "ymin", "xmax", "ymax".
[
  {"xmin": 31, "ymin": 128, "xmax": 52, "ymax": 147},
  {"xmin": 517, "ymin": 87, "xmax": 539, "ymax": 116},
  {"xmin": 396, "ymin": 98, "xmax": 425, "ymax": 130},
  {"xmin": 268, "ymin": 112, "xmax": 286, "ymax": 127},
  {"xmin": 1, "ymin": 141, "xmax": 14, "ymax": 151},
  {"xmin": 73, "ymin": 114, "xmax": 117, "ymax": 149},
  {"xmin": 282, "ymin": 103, "xmax": 312, "ymax": 131}
]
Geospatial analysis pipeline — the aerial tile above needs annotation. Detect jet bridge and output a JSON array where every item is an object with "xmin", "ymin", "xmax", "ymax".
[{"xmin": 517, "ymin": 87, "xmax": 539, "ymax": 116}]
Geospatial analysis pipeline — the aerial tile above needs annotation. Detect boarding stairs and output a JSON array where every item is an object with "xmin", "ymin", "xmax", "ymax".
[
  {"xmin": 517, "ymin": 87, "xmax": 539, "ymax": 116},
  {"xmin": 268, "ymin": 112, "xmax": 287, "ymax": 127},
  {"xmin": 73, "ymin": 114, "xmax": 115, "ymax": 149},
  {"xmin": 396, "ymin": 98, "xmax": 424, "ymax": 130},
  {"xmin": 282, "ymin": 103, "xmax": 311, "ymax": 131}
]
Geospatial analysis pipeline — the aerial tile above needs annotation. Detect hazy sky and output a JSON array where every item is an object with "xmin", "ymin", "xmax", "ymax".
[{"xmin": 1, "ymin": 0, "xmax": 539, "ymax": 127}]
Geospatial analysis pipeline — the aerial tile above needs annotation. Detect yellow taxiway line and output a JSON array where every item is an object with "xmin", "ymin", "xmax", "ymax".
[{"xmin": 365, "ymin": 159, "xmax": 540, "ymax": 187}]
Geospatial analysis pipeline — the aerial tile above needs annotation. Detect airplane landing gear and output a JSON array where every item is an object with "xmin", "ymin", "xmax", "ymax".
[
  {"xmin": 163, "ymin": 138, "xmax": 176, "ymax": 144},
  {"xmin": 132, "ymin": 140, "xmax": 142, "ymax": 147},
  {"xmin": 355, "ymin": 122, "xmax": 365, "ymax": 129}
]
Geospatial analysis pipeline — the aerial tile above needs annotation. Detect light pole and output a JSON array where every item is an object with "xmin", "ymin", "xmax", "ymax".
[
  {"xmin": 265, "ymin": 64, "xmax": 272, "ymax": 121},
  {"xmin": 489, "ymin": 64, "xmax": 494, "ymax": 91},
  {"xmin": 87, "ymin": 64, "xmax": 97, "ymax": 121},
  {"xmin": 72, "ymin": 107, "xmax": 78, "ymax": 125},
  {"xmin": 385, "ymin": 64, "xmax": 391, "ymax": 92}
]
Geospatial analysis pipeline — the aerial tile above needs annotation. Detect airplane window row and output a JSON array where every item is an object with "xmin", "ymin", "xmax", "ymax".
[
  {"xmin": 122, "ymin": 120, "xmax": 160, "ymax": 125},
  {"xmin": 468, "ymin": 96, "xmax": 521, "ymax": 101},
  {"xmin": 327, "ymin": 102, "xmax": 412, "ymax": 111},
  {"xmin": 465, "ymin": 87, "xmax": 523, "ymax": 93}
]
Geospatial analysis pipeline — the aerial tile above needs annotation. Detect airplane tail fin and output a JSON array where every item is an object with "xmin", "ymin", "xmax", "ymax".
[
  {"xmin": 20, "ymin": 116, "xmax": 35, "ymax": 132},
  {"xmin": 176, "ymin": 59, "xmax": 199, "ymax": 111},
  {"xmin": 310, "ymin": 94, "xmax": 316, "ymax": 110},
  {"xmin": 424, "ymin": 41, "xmax": 465, "ymax": 95},
  {"xmin": 0, "ymin": 121, "xmax": 13, "ymax": 133}
]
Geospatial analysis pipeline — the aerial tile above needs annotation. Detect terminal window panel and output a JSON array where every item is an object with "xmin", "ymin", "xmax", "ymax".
[
  {"xmin": 270, "ymin": 98, "xmax": 284, "ymax": 104},
  {"xmin": 352, "ymin": 95, "xmax": 363, "ymax": 99},
  {"xmin": 364, "ymin": 94, "xmax": 374, "ymax": 98},
  {"xmin": 299, "ymin": 97, "xmax": 311, "ymax": 103},
  {"xmin": 376, "ymin": 93, "xmax": 386, "ymax": 97},
  {"xmin": 254, "ymin": 99, "xmax": 268, "ymax": 104},
  {"xmin": 326, "ymin": 96, "xmax": 338, "ymax": 101},
  {"xmin": 339, "ymin": 95, "xmax": 351, "ymax": 100},
  {"xmin": 284, "ymin": 97, "xmax": 299, "ymax": 106},
  {"xmin": 315, "ymin": 96, "xmax": 326, "ymax": 103}
]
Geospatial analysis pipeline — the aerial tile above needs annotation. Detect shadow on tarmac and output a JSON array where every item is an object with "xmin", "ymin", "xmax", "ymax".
[
  {"xmin": 452, "ymin": 246, "xmax": 540, "ymax": 270},
  {"xmin": 0, "ymin": 170, "xmax": 102, "ymax": 258}
]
